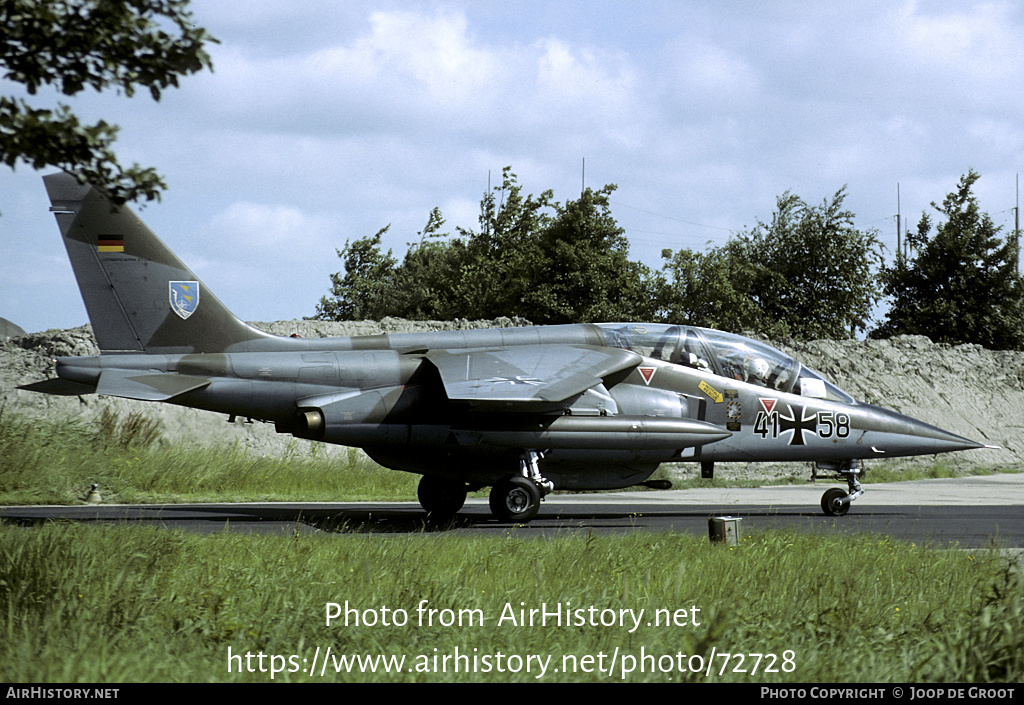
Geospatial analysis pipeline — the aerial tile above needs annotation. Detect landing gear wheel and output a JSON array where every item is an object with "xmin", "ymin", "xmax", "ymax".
[
  {"xmin": 489, "ymin": 475, "xmax": 541, "ymax": 523},
  {"xmin": 821, "ymin": 487, "xmax": 850, "ymax": 516},
  {"xmin": 417, "ymin": 475, "xmax": 467, "ymax": 520}
]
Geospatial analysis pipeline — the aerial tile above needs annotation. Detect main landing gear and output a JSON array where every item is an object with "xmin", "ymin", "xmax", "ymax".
[
  {"xmin": 416, "ymin": 450, "xmax": 554, "ymax": 523},
  {"xmin": 489, "ymin": 475, "xmax": 541, "ymax": 522},
  {"xmin": 817, "ymin": 460, "xmax": 864, "ymax": 516},
  {"xmin": 417, "ymin": 475, "xmax": 469, "ymax": 520},
  {"xmin": 490, "ymin": 451, "xmax": 553, "ymax": 523}
]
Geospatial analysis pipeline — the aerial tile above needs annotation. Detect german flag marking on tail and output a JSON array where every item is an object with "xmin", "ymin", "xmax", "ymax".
[{"xmin": 97, "ymin": 238, "xmax": 124, "ymax": 252}]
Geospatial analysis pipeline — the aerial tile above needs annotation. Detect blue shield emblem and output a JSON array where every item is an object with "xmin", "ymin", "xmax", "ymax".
[{"xmin": 169, "ymin": 281, "xmax": 200, "ymax": 320}]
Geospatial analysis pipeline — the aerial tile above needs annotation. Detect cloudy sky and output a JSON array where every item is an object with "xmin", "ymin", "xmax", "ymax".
[{"xmin": 3, "ymin": 0, "xmax": 1023, "ymax": 334}]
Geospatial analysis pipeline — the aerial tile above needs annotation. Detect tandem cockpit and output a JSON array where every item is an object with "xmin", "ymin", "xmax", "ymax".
[{"xmin": 595, "ymin": 323, "xmax": 855, "ymax": 404}]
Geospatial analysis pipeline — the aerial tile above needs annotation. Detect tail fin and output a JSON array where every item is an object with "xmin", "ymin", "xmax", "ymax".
[{"xmin": 44, "ymin": 172, "xmax": 274, "ymax": 354}]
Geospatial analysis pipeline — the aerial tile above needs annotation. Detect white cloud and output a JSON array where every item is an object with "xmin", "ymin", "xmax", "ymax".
[
  {"xmin": 663, "ymin": 37, "xmax": 763, "ymax": 112},
  {"xmin": 195, "ymin": 7, "xmax": 641, "ymax": 149},
  {"xmin": 207, "ymin": 202, "xmax": 335, "ymax": 260},
  {"xmin": 890, "ymin": 1, "xmax": 1024, "ymax": 110}
]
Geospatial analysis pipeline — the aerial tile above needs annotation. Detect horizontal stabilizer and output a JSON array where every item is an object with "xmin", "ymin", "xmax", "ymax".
[
  {"xmin": 426, "ymin": 345, "xmax": 641, "ymax": 407},
  {"xmin": 18, "ymin": 378, "xmax": 98, "ymax": 396},
  {"xmin": 96, "ymin": 369, "xmax": 211, "ymax": 401}
]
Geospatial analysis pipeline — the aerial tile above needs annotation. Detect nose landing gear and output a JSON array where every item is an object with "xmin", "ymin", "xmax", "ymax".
[{"xmin": 817, "ymin": 460, "xmax": 864, "ymax": 516}]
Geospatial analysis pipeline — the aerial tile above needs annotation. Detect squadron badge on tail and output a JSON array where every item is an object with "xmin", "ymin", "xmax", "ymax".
[{"xmin": 169, "ymin": 281, "xmax": 199, "ymax": 320}]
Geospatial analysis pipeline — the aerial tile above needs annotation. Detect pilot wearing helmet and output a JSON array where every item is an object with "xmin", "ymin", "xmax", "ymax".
[{"xmin": 744, "ymin": 357, "xmax": 771, "ymax": 387}]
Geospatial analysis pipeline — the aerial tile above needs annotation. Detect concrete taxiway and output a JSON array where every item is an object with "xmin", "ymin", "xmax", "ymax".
[{"xmin": 2, "ymin": 474, "xmax": 1021, "ymax": 554}]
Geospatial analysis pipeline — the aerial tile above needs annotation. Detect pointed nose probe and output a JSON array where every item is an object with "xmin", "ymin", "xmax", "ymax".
[{"xmin": 857, "ymin": 403, "xmax": 996, "ymax": 457}]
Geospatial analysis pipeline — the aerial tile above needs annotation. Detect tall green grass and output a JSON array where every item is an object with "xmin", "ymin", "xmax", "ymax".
[
  {"xmin": 0, "ymin": 410, "xmax": 419, "ymax": 504},
  {"xmin": 0, "ymin": 523, "xmax": 1020, "ymax": 682}
]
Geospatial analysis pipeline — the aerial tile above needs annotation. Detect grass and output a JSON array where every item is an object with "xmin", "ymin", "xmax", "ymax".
[
  {"xmin": 0, "ymin": 523, "xmax": 1020, "ymax": 682},
  {"xmin": 0, "ymin": 409, "xmax": 420, "ymax": 505}
]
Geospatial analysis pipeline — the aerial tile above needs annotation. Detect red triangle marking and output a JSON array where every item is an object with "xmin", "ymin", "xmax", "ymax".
[
  {"xmin": 759, "ymin": 398, "xmax": 777, "ymax": 414},
  {"xmin": 639, "ymin": 367, "xmax": 656, "ymax": 385}
]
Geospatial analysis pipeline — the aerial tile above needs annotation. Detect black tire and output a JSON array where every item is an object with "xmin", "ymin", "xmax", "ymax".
[
  {"xmin": 821, "ymin": 487, "xmax": 850, "ymax": 516},
  {"xmin": 417, "ymin": 475, "xmax": 467, "ymax": 520},
  {"xmin": 489, "ymin": 475, "xmax": 541, "ymax": 523}
]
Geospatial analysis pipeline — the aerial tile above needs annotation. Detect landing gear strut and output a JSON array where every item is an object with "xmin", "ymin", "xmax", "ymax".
[
  {"xmin": 817, "ymin": 460, "xmax": 864, "ymax": 516},
  {"xmin": 488, "ymin": 450, "xmax": 552, "ymax": 523}
]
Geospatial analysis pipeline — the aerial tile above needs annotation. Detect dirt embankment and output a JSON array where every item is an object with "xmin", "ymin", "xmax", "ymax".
[{"xmin": 2, "ymin": 320, "xmax": 1020, "ymax": 472}]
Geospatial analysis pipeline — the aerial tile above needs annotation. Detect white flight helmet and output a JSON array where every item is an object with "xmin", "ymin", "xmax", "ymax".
[{"xmin": 745, "ymin": 357, "xmax": 770, "ymax": 383}]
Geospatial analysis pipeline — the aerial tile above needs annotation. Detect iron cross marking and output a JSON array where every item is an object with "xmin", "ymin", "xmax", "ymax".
[{"xmin": 778, "ymin": 404, "xmax": 818, "ymax": 446}]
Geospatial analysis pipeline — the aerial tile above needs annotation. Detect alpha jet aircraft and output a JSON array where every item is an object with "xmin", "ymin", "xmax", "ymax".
[{"xmin": 24, "ymin": 173, "xmax": 992, "ymax": 522}]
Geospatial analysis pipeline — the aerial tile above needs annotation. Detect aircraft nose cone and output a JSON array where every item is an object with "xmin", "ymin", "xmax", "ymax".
[{"xmin": 858, "ymin": 403, "xmax": 989, "ymax": 456}]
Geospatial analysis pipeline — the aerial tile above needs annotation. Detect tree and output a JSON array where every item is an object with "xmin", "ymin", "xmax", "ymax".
[
  {"xmin": 744, "ymin": 188, "xmax": 884, "ymax": 338},
  {"xmin": 656, "ymin": 240, "xmax": 774, "ymax": 334},
  {"xmin": 871, "ymin": 171, "xmax": 1024, "ymax": 349},
  {"xmin": 384, "ymin": 207, "xmax": 456, "ymax": 318},
  {"xmin": 439, "ymin": 168, "xmax": 552, "ymax": 320},
  {"xmin": 658, "ymin": 188, "xmax": 884, "ymax": 339},
  {"xmin": 523, "ymin": 184, "xmax": 658, "ymax": 324},
  {"xmin": 314, "ymin": 227, "xmax": 399, "ymax": 320},
  {"xmin": 1, "ymin": 0, "xmax": 216, "ymax": 204},
  {"xmin": 315, "ymin": 169, "xmax": 663, "ymax": 324}
]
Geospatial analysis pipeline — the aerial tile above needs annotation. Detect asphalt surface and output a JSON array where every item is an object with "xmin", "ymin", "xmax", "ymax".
[{"xmin": 2, "ymin": 474, "xmax": 1022, "ymax": 555}]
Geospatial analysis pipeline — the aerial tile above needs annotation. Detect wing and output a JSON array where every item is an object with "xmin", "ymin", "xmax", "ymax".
[{"xmin": 424, "ymin": 344, "xmax": 641, "ymax": 409}]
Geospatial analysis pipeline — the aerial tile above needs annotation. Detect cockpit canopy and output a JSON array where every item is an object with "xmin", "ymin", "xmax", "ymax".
[{"xmin": 596, "ymin": 323, "xmax": 855, "ymax": 404}]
